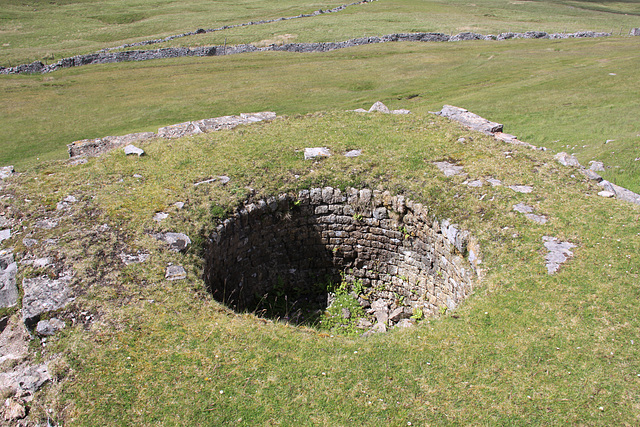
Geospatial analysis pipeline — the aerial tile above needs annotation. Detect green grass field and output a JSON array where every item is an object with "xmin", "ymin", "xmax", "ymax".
[{"xmin": 1, "ymin": 0, "xmax": 640, "ymax": 425}]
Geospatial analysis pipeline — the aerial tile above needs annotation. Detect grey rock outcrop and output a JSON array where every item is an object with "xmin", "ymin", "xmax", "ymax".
[
  {"xmin": 68, "ymin": 112, "xmax": 276, "ymax": 159},
  {"xmin": 22, "ymin": 274, "xmax": 73, "ymax": 326},
  {"xmin": 631, "ymin": 28, "xmax": 640, "ymax": 36},
  {"xmin": 0, "ymin": 229, "xmax": 10, "ymax": 243},
  {"xmin": 599, "ymin": 180, "xmax": 640, "ymax": 205},
  {"xmin": 0, "ymin": 363, "xmax": 50, "ymax": 396},
  {"xmin": 0, "ymin": 252, "xmax": 18, "ymax": 309},
  {"xmin": 68, "ymin": 132, "xmax": 155, "ymax": 158},
  {"xmin": 543, "ymin": 236, "xmax": 575, "ymax": 275},
  {"xmin": 435, "ymin": 105, "xmax": 503, "ymax": 134}
]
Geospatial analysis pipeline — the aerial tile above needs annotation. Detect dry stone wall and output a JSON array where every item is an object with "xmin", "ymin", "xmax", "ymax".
[
  {"xmin": 1, "ymin": 31, "xmax": 614, "ymax": 75},
  {"xmin": 204, "ymin": 187, "xmax": 481, "ymax": 319}
]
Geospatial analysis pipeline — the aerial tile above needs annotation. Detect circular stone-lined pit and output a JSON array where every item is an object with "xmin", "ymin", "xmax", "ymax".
[{"xmin": 204, "ymin": 187, "xmax": 481, "ymax": 328}]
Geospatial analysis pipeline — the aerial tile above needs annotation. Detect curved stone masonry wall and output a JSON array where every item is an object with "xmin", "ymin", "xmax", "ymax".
[
  {"xmin": 204, "ymin": 187, "xmax": 481, "ymax": 320},
  {"xmin": 1, "ymin": 31, "xmax": 615, "ymax": 75}
]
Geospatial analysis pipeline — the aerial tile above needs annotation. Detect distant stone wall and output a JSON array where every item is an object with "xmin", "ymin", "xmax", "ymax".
[
  {"xmin": 1, "ymin": 31, "xmax": 613, "ymax": 75},
  {"xmin": 204, "ymin": 187, "xmax": 481, "ymax": 318}
]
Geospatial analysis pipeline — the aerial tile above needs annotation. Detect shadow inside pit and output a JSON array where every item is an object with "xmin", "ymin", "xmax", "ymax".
[{"xmin": 204, "ymin": 202, "xmax": 350, "ymax": 326}]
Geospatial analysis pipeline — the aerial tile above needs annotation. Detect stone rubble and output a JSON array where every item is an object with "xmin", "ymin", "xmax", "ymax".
[
  {"xmin": 68, "ymin": 112, "xmax": 276, "ymax": 159},
  {"xmin": 0, "ymin": 228, "xmax": 10, "ymax": 243}
]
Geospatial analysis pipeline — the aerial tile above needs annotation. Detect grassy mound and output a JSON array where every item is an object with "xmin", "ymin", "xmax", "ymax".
[{"xmin": 2, "ymin": 110, "xmax": 639, "ymax": 424}]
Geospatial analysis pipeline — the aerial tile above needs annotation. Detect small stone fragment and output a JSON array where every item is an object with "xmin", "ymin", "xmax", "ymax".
[
  {"xmin": 554, "ymin": 152, "xmax": 580, "ymax": 167},
  {"xmin": 525, "ymin": 213, "xmax": 548, "ymax": 224},
  {"xmin": 153, "ymin": 212, "xmax": 169, "ymax": 222},
  {"xmin": 513, "ymin": 203, "xmax": 533, "ymax": 214},
  {"xmin": 344, "ymin": 149, "xmax": 362, "ymax": 158},
  {"xmin": 389, "ymin": 307, "xmax": 410, "ymax": 322},
  {"xmin": 363, "ymin": 322, "xmax": 387, "ymax": 336},
  {"xmin": 356, "ymin": 318, "xmax": 373, "ymax": 329},
  {"xmin": 119, "ymin": 252, "xmax": 150, "ymax": 265},
  {"xmin": 395, "ymin": 318, "xmax": 415, "ymax": 329},
  {"xmin": 369, "ymin": 101, "xmax": 390, "ymax": 114},
  {"xmin": 165, "ymin": 265, "xmax": 187, "ymax": 281},
  {"xmin": 0, "ymin": 166, "xmax": 14, "ymax": 180},
  {"xmin": 173, "ymin": 202, "xmax": 185, "ymax": 209},
  {"xmin": 341, "ymin": 307, "xmax": 351, "ymax": 319},
  {"xmin": 466, "ymin": 180, "xmax": 483, "ymax": 188},
  {"xmin": 194, "ymin": 176, "xmax": 230, "ymax": 186},
  {"xmin": 508, "ymin": 185, "xmax": 533, "ymax": 194},
  {"xmin": 486, "ymin": 178, "xmax": 502, "ymax": 186},
  {"xmin": 598, "ymin": 190, "xmax": 615, "ymax": 198},
  {"xmin": 155, "ymin": 232, "xmax": 191, "ymax": 252},
  {"xmin": 582, "ymin": 169, "xmax": 602, "ymax": 182},
  {"xmin": 304, "ymin": 147, "xmax": 331, "ymax": 160},
  {"xmin": 124, "ymin": 144, "xmax": 145, "ymax": 156},
  {"xmin": 351, "ymin": 108, "xmax": 368, "ymax": 113},
  {"xmin": 2, "ymin": 398, "xmax": 26, "ymax": 421},
  {"xmin": 434, "ymin": 161, "xmax": 466, "ymax": 177},
  {"xmin": 0, "ymin": 229, "xmax": 10, "ymax": 243},
  {"xmin": 589, "ymin": 161, "xmax": 605, "ymax": 172},
  {"xmin": 22, "ymin": 238, "xmax": 37, "ymax": 248},
  {"xmin": 35, "ymin": 219, "xmax": 58, "ymax": 230},
  {"xmin": 36, "ymin": 318, "xmax": 65, "ymax": 336},
  {"xmin": 391, "ymin": 109, "xmax": 411, "ymax": 115}
]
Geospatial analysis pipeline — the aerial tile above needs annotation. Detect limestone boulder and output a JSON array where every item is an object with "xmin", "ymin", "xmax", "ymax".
[{"xmin": 22, "ymin": 274, "xmax": 73, "ymax": 326}]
